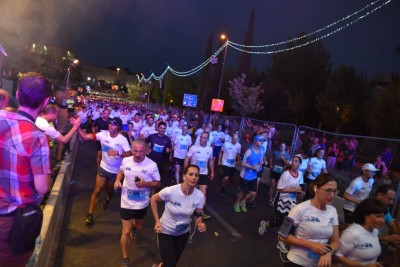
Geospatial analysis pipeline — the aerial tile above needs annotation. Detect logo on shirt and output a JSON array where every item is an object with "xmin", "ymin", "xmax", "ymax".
[
  {"xmin": 125, "ymin": 167, "xmax": 131, "ymax": 171},
  {"xmin": 141, "ymin": 170, "xmax": 147, "ymax": 174},
  {"xmin": 306, "ymin": 216, "xmax": 320, "ymax": 223},
  {"xmin": 329, "ymin": 218, "xmax": 334, "ymax": 224},
  {"xmin": 170, "ymin": 201, "xmax": 181, "ymax": 207},
  {"xmin": 360, "ymin": 243, "xmax": 373, "ymax": 249}
]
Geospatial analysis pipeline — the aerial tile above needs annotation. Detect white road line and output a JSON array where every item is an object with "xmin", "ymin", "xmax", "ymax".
[{"xmin": 206, "ymin": 205, "xmax": 243, "ymax": 238}]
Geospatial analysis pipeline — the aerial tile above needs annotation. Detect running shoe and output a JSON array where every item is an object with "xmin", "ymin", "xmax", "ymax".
[
  {"xmin": 247, "ymin": 201, "xmax": 256, "ymax": 208},
  {"xmin": 55, "ymin": 160, "xmax": 70, "ymax": 167},
  {"xmin": 202, "ymin": 213, "xmax": 211, "ymax": 220},
  {"xmin": 233, "ymin": 203, "xmax": 241, "ymax": 213},
  {"xmin": 121, "ymin": 257, "xmax": 129, "ymax": 267},
  {"xmin": 268, "ymin": 199, "xmax": 274, "ymax": 207},
  {"xmin": 102, "ymin": 199, "xmax": 111, "ymax": 210},
  {"xmin": 258, "ymin": 220, "xmax": 267, "ymax": 236},
  {"xmin": 84, "ymin": 213, "xmax": 94, "ymax": 226},
  {"xmin": 276, "ymin": 240, "xmax": 289, "ymax": 253},
  {"xmin": 239, "ymin": 202, "xmax": 247, "ymax": 213}
]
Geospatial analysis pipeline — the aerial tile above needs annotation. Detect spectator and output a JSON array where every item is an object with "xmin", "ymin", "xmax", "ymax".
[
  {"xmin": 381, "ymin": 147, "xmax": 393, "ymax": 170},
  {"xmin": 0, "ymin": 72, "xmax": 52, "ymax": 267},
  {"xmin": 326, "ymin": 142, "xmax": 339, "ymax": 171}
]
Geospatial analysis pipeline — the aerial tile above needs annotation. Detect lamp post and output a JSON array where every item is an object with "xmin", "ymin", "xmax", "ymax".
[
  {"xmin": 217, "ymin": 34, "xmax": 228, "ymax": 100},
  {"xmin": 65, "ymin": 59, "xmax": 79, "ymax": 91}
]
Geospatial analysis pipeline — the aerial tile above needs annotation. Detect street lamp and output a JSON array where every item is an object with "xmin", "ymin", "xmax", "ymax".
[
  {"xmin": 217, "ymin": 34, "xmax": 228, "ymax": 100},
  {"xmin": 65, "ymin": 59, "xmax": 79, "ymax": 91}
]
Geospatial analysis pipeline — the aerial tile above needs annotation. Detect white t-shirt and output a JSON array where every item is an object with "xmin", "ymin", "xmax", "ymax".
[
  {"xmin": 159, "ymin": 184, "xmax": 205, "ymax": 236},
  {"xmin": 96, "ymin": 131, "xmax": 131, "ymax": 174},
  {"xmin": 194, "ymin": 134, "xmax": 214, "ymax": 147},
  {"xmin": 120, "ymin": 114, "xmax": 130, "ymax": 125},
  {"xmin": 343, "ymin": 177, "xmax": 374, "ymax": 212},
  {"xmin": 170, "ymin": 127, "xmax": 182, "ymax": 143},
  {"xmin": 140, "ymin": 124, "xmax": 157, "ymax": 139},
  {"xmin": 186, "ymin": 145, "xmax": 213, "ymax": 175},
  {"xmin": 221, "ymin": 141, "xmax": 241, "ymax": 167},
  {"xmin": 306, "ymin": 157, "xmax": 327, "ymax": 180},
  {"xmin": 77, "ymin": 110, "xmax": 89, "ymax": 123},
  {"xmin": 132, "ymin": 120, "xmax": 143, "ymax": 138},
  {"xmin": 287, "ymin": 200, "xmax": 339, "ymax": 267},
  {"xmin": 91, "ymin": 110, "xmax": 101, "ymax": 121},
  {"xmin": 211, "ymin": 130, "xmax": 225, "ymax": 147},
  {"xmin": 277, "ymin": 170, "xmax": 304, "ymax": 201},
  {"xmin": 35, "ymin": 116, "xmax": 61, "ymax": 139},
  {"xmin": 336, "ymin": 224, "xmax": 381, "ymax": 265},
  {"xmin": 173, "ymin": 134, "xmax": 192, "ymax": 159},
  {"xmin": 120, "ymin": 156, "xmax": 160, "ymax": 210}
]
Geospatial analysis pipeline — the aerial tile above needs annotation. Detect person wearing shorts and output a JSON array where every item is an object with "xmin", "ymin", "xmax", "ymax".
[
  {"xmin": 77, "ymin": 117, "xmax": 132, "ymax": 226},
  {"xmin": 171, "ymin": 125, "xmax": 192, "ymax": 184},
  {"xmin": 184, "ymin": 132, "xmax": 214, "ymax": 220},
  {"xmin": 234, "ymin": 135, "xmax": 265, "ymax": 213},
  {"xmin": 114, "ymin": 140, "xmax": 160, "ymax": 267},
  {"xmin": 268, "ymin": 142, "xmax": 290, "ymax": 207},
  {"xmin": 218, "ymin": 133, "xmax": 241, "ymax": 195},
  {"xmin": 94, "ymin": 108, "xmax": 111, "ymax": 166}
]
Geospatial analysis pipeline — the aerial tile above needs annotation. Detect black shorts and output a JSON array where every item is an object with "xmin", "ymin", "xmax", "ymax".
[
  {"xmin": 96, "ymin": 140, "xmax": 102, "ymax": 151},
  {"xmin": 97, "ymin": 166, "xmax": 117, "ymax": 181},
  {"xmin": 120, "ymin": 207, "xmax": 148, "ymax": 220},
  {"xmin": 198, "ymin": 174, "xmax": 210, "ymax": 185},
  {"xmin": 173, "ymin": 157, "xmax": 184, "ymax": 166},
  {"xmin": 239, "ymin": 177, "xmax": 258, "ymax": 192},
  {"xmin": 222, "ymin": 165, "xmax": 235, "ymax": 179},
  {"xmin": 271, "ymin": 171, "xmax": 282, "ymax": 180}
]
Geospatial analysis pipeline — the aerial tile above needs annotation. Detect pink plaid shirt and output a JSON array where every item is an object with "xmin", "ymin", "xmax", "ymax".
[{"xmin": 0, "ymin": 110, "xmax": 51, "ymax": 215}]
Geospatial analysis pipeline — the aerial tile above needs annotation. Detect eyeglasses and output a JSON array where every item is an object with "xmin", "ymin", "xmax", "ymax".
[{"xmin": 318, "ymin": 187, "xmax": 338, "ymax": 195}]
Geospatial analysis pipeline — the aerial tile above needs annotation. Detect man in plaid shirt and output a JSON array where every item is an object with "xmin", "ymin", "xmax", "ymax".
[{"xmin": 0, "ymin": 72, "xmax": 52, "ymax": 267}]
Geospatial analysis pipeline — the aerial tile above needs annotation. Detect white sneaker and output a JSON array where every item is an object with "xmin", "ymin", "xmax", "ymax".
[
  {"xmin": 258, "ymin": 220, "xmax": 267, "ymax": 236},
  {"xmin": 276, "ymin": 240, "xmax": 288, "ymax": 253},
  {"xmin": 56, "ymin": 160, "xmax": 70, "ymax": 167}
]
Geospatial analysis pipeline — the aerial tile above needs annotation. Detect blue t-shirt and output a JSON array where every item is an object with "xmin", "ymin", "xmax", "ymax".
[{"xmin": 146, "ymin": 133, "xmax": 172, "ymax": 163}]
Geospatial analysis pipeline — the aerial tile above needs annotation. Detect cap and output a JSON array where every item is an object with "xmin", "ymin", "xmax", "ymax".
[
  {"xmin": 254, "ymin": 135, "xmax": 266, "ymax": 142},
  {"xmin": 361, "ymin": 163, "xmax": 379, "ymax": 172},
  {"xmin": 109, "ymin": 117, "xmax": 122, "ymax": 130}
]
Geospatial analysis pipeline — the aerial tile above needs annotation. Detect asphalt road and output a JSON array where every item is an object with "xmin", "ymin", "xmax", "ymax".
[{"xmin": 54, "ymin": 140, "xmax": 285, "ymax": 267}]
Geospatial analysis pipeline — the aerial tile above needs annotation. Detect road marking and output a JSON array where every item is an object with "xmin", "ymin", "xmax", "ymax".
[{"xmin": 206, "ymin": 205, "xmax": 243, "ymax": 239}]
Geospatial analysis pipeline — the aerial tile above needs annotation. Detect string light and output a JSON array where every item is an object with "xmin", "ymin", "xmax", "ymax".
[
  {"xmin": 139, "ymin": 0, "xmax": 391, "ymax": 82},
  {"xmin": 229, "ymin": 0, "xmax": 386, "ymax": 48},
  {"xmin": 227, "ymin": 0, "xmax": 391, "ymax": 55}
]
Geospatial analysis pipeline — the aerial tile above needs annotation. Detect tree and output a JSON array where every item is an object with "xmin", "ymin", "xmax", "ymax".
[
  {"xmin": 271, "ymin": 32, "xmax": 331, "ymax": 125},
  {"xmin": 262, "ymin": 70, "xmax": 290, "ymax": 121},
  {"xmin": 316, "ymin": 65, "xmax": 368, "ymax": 133},
  {"xmin": 228, "ymin": 73, "xmax": 263, "ymax": 117},
  {"xmin": 369, "ymin": 81, "xmax": 400, "ymax": 138},
  {"xmin": 236, "ymin": 6, "xmax": 255, "ymax": 81}
]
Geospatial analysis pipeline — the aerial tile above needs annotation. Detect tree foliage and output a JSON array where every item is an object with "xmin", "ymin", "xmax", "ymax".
[
  {"xmin": 316, "ymin": 65, "xmax": 368, "ymax": 133},
  {"xmin": 271, "ymin": 32, "xmax": 331, "ymax": 125},
  {"xmin": 229, "ymin": 73, "xmax": 263, "ymax": 117},
  {"xmin": 236, "ymin": 6, "xmax": 255, "ymax": 81},
  {"xmin": 370, "ymin": 81, "xmax": 400, "ymax": 138}
]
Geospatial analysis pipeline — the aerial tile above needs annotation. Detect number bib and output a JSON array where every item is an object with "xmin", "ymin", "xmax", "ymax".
[
  {"xmin": 175, "ymin": 223, "xmax": 189, "ymax": 232},
  {"xmin": 197, "ymin": 160, "xmax": 207, "ymax": 168},
  {"xmin": 127, "ymin": 189, "xmax": 146, "ymax": 201},
  {"xmin": 179, "ymin": 144, "xmax": 188, "ymax": 150},
  {"xmin": 227, "ymin": 159, "xmax": 235, "ymax": 164},
  {"xmin": 153, "ymin": 144, "xmax": 164, "ymax": 153}
]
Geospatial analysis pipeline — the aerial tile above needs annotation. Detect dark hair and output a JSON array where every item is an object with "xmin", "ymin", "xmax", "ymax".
[
  {"xmin": 375, "ymin": 184, "xmax": 395, "ymax": 196},
  {"xmin": 43, "ymin": 104, "xmax": 59, "ymax": 115},
  {"xmin": 354, "ymin": 198, "xmax": 386, "ymax": 225},
  {"xmin": 183, "ymin": 164, "xmax": 200, "ymax": 175},
  {"xmin": 292, "ymin": 155, "xmax": 302, "ymax": 164},
  {"xmin": 309, "ymin": 173, "xmax": 338, "ymax": 197},
  {"xmin": 158, "ymin": 121, "xmax": 167, "ymax": 128},
  {"xmin": 17, "ymin": 72, "xmax": 51, "ymax": 109},
  {"xmin": 314, "ymin": 148, "xmax": 324, "ymax": 157}
]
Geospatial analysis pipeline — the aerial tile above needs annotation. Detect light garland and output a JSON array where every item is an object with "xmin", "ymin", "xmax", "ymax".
[{"xmin": 138, "ymin": 0, "xmax": 391, "ymax": 82}]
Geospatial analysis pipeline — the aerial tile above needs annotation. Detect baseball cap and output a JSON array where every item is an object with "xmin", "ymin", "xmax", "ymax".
[
  {"xmin": 361, "ymin": 163, "xmax": 379, "ymax": 172},
  {"xmin": 109, "ymin": 117, "xmax": 122, "ymax": 130},
  {"xmin": 254, "ymin": 135, "xmax": 266, "ymax": 142}
]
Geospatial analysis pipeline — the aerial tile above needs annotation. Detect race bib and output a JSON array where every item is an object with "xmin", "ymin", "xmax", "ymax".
[
  {"xmin": 273, "ymin": 165, "xmax": 283, "ymax": 173},
  {"xmin": 175, "ymin": 223, "xmax": 189, "ymax": 232},
  {"xmin": 153, "ymin": 144, "xmax": 164, "ymax": 153},
  {"xmin": 101, "ymin": 145, "xmax": 111, "ymax": 152},
  {"xmin": 197, "ymin": 160, "xmax": 207, "ymax": 168},
  {"xmin": 127, "ymin": 189, "xmax": 146, "ymax": 201},
  {"xmin": 227, "ymin": 159, "xmax": 235, "ymax": 164},
  {"xmin": 179, "ymin": 144, "xmax": 188, "ymax": 150}
]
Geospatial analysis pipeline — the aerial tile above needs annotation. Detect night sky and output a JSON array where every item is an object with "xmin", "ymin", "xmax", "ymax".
[{"xmin": 0, "ymin": 0, "xmax": 399, "ymax": 78}]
